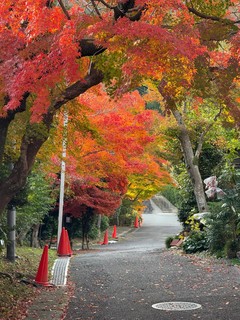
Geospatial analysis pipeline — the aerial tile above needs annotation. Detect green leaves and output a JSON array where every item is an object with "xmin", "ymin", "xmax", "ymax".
[{"xmin": 187, "ymin": 0, "xmax": 234, "ymax": 18}]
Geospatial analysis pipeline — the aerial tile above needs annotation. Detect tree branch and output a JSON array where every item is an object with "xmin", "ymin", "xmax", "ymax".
[
  {"xmin": 53, "ymin": 65, "xmax": 104, "ymax": 111},
  {"xmin": 187, "ymin": 6, "xmax": 239, "ymax": 25},
  {"xmin": 90, "ymin": 0, "xmax": 103, "ymax": 19},
  {"xmin": 194, "ymin": 106, "xmax": 223, "ymax": 160},
  {"xmin": 79, "ymin": 38, "xmax": 105, "ymax": 57},
  {"xmin": 57, "ymin": 0, "xmax": 71, "ymax": 20}
]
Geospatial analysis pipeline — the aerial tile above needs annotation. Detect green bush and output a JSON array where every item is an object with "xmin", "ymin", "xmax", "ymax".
[
  {"xmin": 88, "ymin": 224, "xmax": 99, "ymax": 239},
  {"xmin": 205, "ymin": 211, "xmax": 227, "ymax": 256},
  {"xmin": 165, "ymin": 236, "xmax": 174, "ymax": 248},
  {"xmin": 100, "ymin": 215, "xmax": 109, "ymax": 232},
  {"xmin": 224, "ymin": 239, "xmax": 240, "ymax": 259},
  {"xmin": 205, "ymin": 189, "xmax": 240, "ymax": 259},
  {"xmin": 182, "ymin": 231, "xmax": 209, "ymax": 254}
]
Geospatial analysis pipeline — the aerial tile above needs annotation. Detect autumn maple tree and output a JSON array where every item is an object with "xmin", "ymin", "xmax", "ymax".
[
  {"xmin": 0, "ymin": 0, "xmax": 239, "ymax": 216},
  {"xmin": 46, "ymin": 85, "xmax": 170, "ymax": 219}
]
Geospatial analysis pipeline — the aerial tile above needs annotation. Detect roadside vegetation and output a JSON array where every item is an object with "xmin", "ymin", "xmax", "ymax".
[
  {"xmin": 163, "ymin": 166, "xmax": 240, "ymax": 260},
  {"xmin": 0, "ymin": 247, "xmax": 56, "ymax": 319}
]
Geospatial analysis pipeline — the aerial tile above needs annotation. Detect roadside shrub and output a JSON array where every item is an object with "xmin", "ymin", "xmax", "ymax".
[
  {"xmin": 205, "ymin": 167, "xmax": 240, "ymax": 258},
  {"xmin": 100, "ymin": 215, "xmax": 109, "ymax": 232},
  {"xmin": 224, "ymin": 239, "xmax": 240, "ymax": 259},
  {"xmin": 182, "ymin": 231, "xmax": 209, "ymax": 254},
  {"xmin": 165, "ymin": 236, "xmax": 174, "ymax": 248},
  {"xmin": 205, "ymin": 211, "xmax": 227, "ymax": 256},
  {"xmin": 88, "ymin": 224, "xmax": 99, "ymax": 239},
  {"xmin": 205, "ymin": 195, "xmax": 240, "ymax": 259},
  {"xmin": 117, "ymin": 198, "xmax": 135, "ymax": 226}
]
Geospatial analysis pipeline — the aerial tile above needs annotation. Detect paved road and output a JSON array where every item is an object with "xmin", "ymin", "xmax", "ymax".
[
  {"xmin": 65, "ymin": 204, "xmax": 240, "ymax": 320},
  {"xmin": 103, "ymin": 199, "xmax": 182, "ymax": 253}
]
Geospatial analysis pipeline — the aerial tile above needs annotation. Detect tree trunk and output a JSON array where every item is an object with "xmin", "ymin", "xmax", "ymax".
[
  {"xmin": 31, "ymin": 224, "xmax": 40, "ymax": 248},
  {"xmin": 17, "ymin": 230, "xmax": 27, "ymax": 246},
  {"xmin": 97, "ymin": 214, "xmax": 102, "ymax": 237},
  {"xmin": 158, "ymin": 81, "xmax": 208, "ymax": 213},
  {"xmin": 171, "ymin": 108, "xmax": 208, "ymax": 212}
]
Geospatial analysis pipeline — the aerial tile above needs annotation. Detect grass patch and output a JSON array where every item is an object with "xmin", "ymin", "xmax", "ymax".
[
  {"xmin": 230, "ymin": 258, "xmax": 240, "ymax": 266},
  {"xmin": 0, "ymin": 246, "xmax": 57, "ymax": 320}
]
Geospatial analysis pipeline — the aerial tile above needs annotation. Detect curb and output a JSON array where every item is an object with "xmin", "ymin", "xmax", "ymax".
[{"xmin": 51, "ymin": 257, "xmax": 71, "ymax": 286}]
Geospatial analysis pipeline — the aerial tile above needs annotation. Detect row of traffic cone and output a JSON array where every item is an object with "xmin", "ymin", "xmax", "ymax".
[
  {"xmin": 34, "ymin": 227, "xmax": 72, "ymax": 286},
  {"xmin": 101, "ymin": 218, "xmax": 142, "ymax": 246},
  {"xmin": 101, "ymin": 224, "xmax": 118, "ymax": 245}
]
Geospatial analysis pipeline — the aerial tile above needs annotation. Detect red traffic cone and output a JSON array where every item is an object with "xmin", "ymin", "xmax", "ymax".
[
  {"xmin": 112, "ymin": 225, "xmax": 117, "ymax": 238},
  {"xmin": 102, "ymin": 230, "xmax": 108, "ymax": 245},
  {"xmin": 35, "ymin": 245, "xmax": 51, "ymax": 286},
  {"xmin": 134, "ymin": 216, "xmax": 139, "ymax": 228},
  {"xmin": 58, "ymin": 227, "xmax": 72, "ymax": 256},
  {"xmin": 64, "ymin": 228, "xmax": 73, "ymax": 256}
]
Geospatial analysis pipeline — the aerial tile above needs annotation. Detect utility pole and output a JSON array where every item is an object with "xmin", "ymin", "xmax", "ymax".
[
  {"xmin": 57, "ymin": 109, "xmax": 68, "ymax": 247},
  {"xmin": 6, "ymin": 160, "xmax": 16, "ymax": 262},
  {"xmin": 6, "ymin": 148, "xmax": 16, "ymax": 262},
  {"xmin": 6, "ymin": 203, "xmax": 16, "ymax": 262}
]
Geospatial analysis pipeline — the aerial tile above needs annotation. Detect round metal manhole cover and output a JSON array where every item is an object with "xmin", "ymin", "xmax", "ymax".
[{"xmin": 152, "ymin": 302, "xmax": 202, "ymax": 311}]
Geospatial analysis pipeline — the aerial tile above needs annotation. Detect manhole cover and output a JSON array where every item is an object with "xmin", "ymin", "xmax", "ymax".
[{"xmin": 152, "ymin": 302, "xmax": 202, "ymax": 311}]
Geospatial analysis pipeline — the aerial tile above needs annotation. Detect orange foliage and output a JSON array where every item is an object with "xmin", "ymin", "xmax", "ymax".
[
  {"xmin": 49, "ymin": 85, "xmax": 171, "ymax": 214},
  {"xmin": 0, "ymin": 0, "xmax": 207, "ymax": 120}
]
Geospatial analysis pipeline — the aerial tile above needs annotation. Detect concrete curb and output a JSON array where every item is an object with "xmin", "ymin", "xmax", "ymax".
[{"xmin": 51, "ymin": 256, "xmax": 71, "ymax": 286}]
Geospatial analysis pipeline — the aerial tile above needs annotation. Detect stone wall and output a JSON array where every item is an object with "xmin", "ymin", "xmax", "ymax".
[{"xmin": 151, "ymin": 195, "xmax": 178, "ymax": 213}]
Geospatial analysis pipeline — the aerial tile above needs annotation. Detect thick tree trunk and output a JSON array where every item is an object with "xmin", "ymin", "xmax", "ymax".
[
  {"xmin": 158, "ymin": 82, "xmax": 208, "ymax": 213},
  {"xmin": 171, "ymin": 108, "xmax": 208, "ymax": 212},
  {"xmin": 0, "ymin": 135, "xmax": 45, "ymax": 215}
]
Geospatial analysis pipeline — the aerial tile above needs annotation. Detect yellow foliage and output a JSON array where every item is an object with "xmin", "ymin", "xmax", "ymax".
[{"xmin": 185, "ymin": 215, "xmax": 201, "ymax": 232}]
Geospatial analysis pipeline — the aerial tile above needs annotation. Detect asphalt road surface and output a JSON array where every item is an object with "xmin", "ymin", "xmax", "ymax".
[{"xmin": 65, "ymin": 202, "xmax": 240, "ymax": 320}]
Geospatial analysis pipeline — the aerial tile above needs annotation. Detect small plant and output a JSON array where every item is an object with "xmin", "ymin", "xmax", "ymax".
[
  {"xmin": 165, "ymin": 236, "xmax": 174, "ymax": 248},
  {"xmin": 182, "ymin": 231, "xmax": 209, "ymax": 254},
  {"xmin": 185, "ymin": 214, "xmax": 201, "ymax": 232}
]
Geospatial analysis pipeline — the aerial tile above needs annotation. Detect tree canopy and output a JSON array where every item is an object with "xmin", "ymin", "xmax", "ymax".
[{"xmin": 0, "ymin": 0, "xmax": 239, "ymax": 215}]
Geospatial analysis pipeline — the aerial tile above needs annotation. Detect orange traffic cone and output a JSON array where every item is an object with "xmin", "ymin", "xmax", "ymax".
[
  {"xmin": 134, "ymin": 216, "xmax": 139, "ymax": 228},
  {"xmin": 64, "ymin": 228, "xmax": 73, "ymax": 255},
  {"xmin": 102, "ymin": 230, "xmax": 108, "ymax": 245},
  {"xmin": 58, "ymin": 227, "xmax": 72, "ymax": 256},
  {"xmin": 112, "ymin": 225, "xmax": 117, "ymax": 238},
  {"xmin": 35, "ymin": 245, "xmax": 51, "ymax": 286}
]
